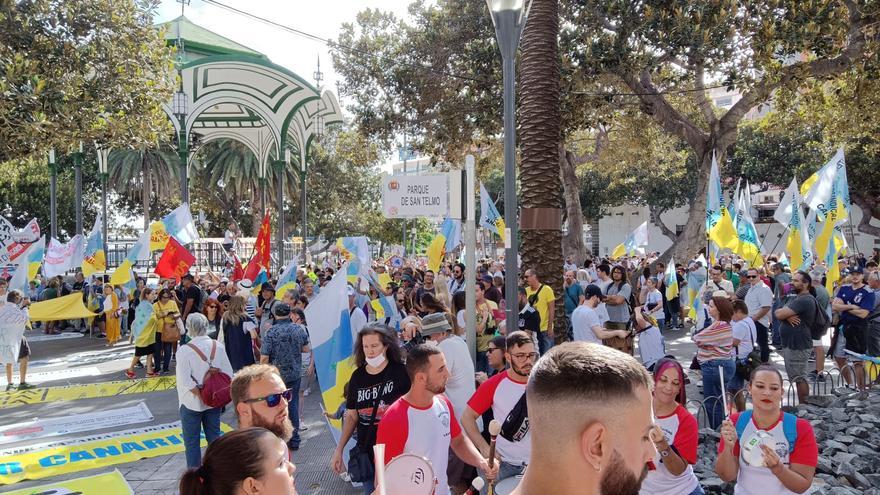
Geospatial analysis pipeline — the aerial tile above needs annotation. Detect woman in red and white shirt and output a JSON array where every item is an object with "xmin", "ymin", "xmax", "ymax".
[
  {"xmin": 640, "ymin": 358, "xmax": 703, "ymax": 495},
  {"xmin": 715, "ymin": 365, "xmax": 818, "ymax": 494}
]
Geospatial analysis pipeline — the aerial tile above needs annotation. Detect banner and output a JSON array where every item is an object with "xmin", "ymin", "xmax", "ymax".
[
  {"xmin": 0, "ymin": 377, "xmax": 176, "ymax": 410},
  {"xmin": 0, "ymin": 218, "xmax": 40, "ymax": 266},
  {"xmin": 382, "ymin": 174, "xmax": 448, "ymax": 218},
  {"xmin": 11, "ymin": 365, "xmax": 97, "ymax": 384},
  {"xmin": 28, "ymin": 293, "xmax": 97, "ymax": 322},
  {"xmin": 0, "ymin": 421, "xmax": 232, "ymax": 484},
  {"xmin": 304, "ymin": 264, "xmax": 355, "ymax": 443},
  {"xmin": 243, "ymin": 213, "xmax": 271, "ymax": 282},
  {"xmin": 0, "ymin": 402, "xmax": 153, "ymax": 445},
  {"xmin": 4, "ymin": 469, "xmax": 133, "ymax": 494},
  {"xmin": 0, "ymin": 304, "xmax": 28, "ymax": 365},
  {"xmin": 43, "ymin": 236, "xmax": 84, "ymax": 278}
]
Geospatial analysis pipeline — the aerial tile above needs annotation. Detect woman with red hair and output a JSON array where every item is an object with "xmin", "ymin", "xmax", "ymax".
[{"xmin": 640, "ymin": 357, "xmax": 704, "ymax": 495}]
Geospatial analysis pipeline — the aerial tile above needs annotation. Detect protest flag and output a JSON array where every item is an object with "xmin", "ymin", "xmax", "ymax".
[
  {"xmin": 82, "ymin": 214, "xmax": 106, "ymax": 277},
  {"xmin": 706, "ymin": 153, "xmax": 739, "ymax": 250},
  {"xmin": 243, "ymin": 212, "xmax": 271, "ymax": 282},
  {"xmin": 154, "ymin": 237, "xmax": 195, "ymax": 280},
  {"xmin": 479, "ymin": 182, "xmax": 506, "ymax": 242}
]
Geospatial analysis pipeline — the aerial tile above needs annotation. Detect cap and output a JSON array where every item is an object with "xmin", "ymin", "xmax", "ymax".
[
  {"xmin": 480, "ymin": 274, "xmax": 493, "ymax": 284},
  {"xmin": 347, "ymin": 285, "xmax": 355, "ymax": 296},
  {"xmin": 272, "ymin": 302, "xmax": 291, "ymax": 317},
  {"xmin": 584, "ymin": 284, "xmax": 603, "ymax": 299},
  {"xmin": 421, "ymin": 312, "xmax": 452, "ymax": 336},
  {"xmin": 220, "ymin": 277, "xmax": 229, "ymax": 283},
  {"xmin": 850, "ymin": 265, "xmax": 864, "ymax": 274},
  {"xmin": 237, "ymin": 280, "xmax": 253, "ymax": 291},
  {"xmin": 261, "ymin": 282, "xmax": 275, "ymax": 292}
]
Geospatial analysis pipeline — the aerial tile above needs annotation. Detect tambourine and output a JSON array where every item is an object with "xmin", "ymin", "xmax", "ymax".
[{"xmin": 384, "ymin": 453, "xmax": 435, "ymax": 495}]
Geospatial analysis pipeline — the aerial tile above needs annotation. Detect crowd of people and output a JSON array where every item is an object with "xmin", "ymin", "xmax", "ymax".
[{"xmin": 3, "ymin": 245, "xmax": 879, "ymax": 494}]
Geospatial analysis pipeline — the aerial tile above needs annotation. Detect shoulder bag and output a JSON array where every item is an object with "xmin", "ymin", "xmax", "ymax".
[{"xmin": 347, "ymin": 366, "xmax": 389, "ymax": 482}]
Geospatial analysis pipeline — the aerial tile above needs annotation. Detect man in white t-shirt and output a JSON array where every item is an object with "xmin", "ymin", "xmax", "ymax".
[
  {"xmin": 633, "ymin": 307, "xmax": 664, "ymax": 371},
  {"xmin": 593, "ymin": 264, "xmax": 613, "ymax": 324},
  {"xmin": 571, "ymin": 285, "xmax": 629, "ymax": 345},
  {"xmin": 377, "ymin": 344, "xmax": 497, "ymax": 495},
  {"xmin": 462, "ymin": 331, "xmax": 536, "ymax": 491},
  {"xmin": 744, "ymin": 268, "xmax": 773, "ymax": 363}
]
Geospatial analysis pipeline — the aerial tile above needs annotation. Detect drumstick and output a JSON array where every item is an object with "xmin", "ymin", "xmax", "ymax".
[
  {"xmin": 373, "ymin": 443, "xmax": 387, "ymax": 495},
  {"xmin": 719, "ymin": 364, "xmax": 728, "ymax": 419},
  {"xmin": 466, "ymin": 477, "xmax": 485, "ymax": 495},
  {"xmin": 487, "ymin": 419, "xmax": 502, "ymax": 495}
]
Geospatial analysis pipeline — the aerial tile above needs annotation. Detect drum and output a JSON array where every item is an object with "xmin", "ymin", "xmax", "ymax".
[
  {"xmin": 384, "ymin": 453, "xmax": 435, "ymax": 495},
  {"xmin": 494, "ymin": 475, "xmax": 522, "ymax": 495}
]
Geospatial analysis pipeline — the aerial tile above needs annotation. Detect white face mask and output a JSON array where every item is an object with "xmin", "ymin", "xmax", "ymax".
[{"xmin": 365, "ymin": 353, "xmax": 387, "ymax": 368}]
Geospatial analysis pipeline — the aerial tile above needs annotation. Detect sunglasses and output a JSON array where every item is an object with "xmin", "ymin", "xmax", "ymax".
[
  {"xmin": 747, "ymin": 275, "xmax": 758, "ymax": 279},
  {"xmin": 242, "ymin": 388, "xmax": 294, "ymax": 408}
]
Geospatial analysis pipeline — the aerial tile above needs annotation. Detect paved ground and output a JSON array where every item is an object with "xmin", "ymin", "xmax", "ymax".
[{"xmin": 1, "ymin": 321, "xmax": 805, "ymax": 493}]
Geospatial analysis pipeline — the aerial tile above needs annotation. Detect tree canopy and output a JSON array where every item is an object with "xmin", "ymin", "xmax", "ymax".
[{"xmin": 0, "ymin": 0, "xmax": 175, "ymax": 162}]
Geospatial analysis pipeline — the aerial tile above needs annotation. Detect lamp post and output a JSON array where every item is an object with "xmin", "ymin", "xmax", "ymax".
[
  {"xmin": 73, "ymin": 141, "xmax": 84, "ymax": 237},
  {"xmin": 172, "ymin": 89, "xmax": 189, "ymax": 204},
  {"xmin": 487, "ymin": 0, "xmax": 529, "ymax": 328},
  {"xmin": 48, "ymin": 149, "xmax": 57, "ymax": 240},
  {"xmin": 277, "ymin": 149, "xmax": 290, "ymax": 269},
  {"xmin": 96, "ymin": 146, "xmax": 110, "ymax": 257}
]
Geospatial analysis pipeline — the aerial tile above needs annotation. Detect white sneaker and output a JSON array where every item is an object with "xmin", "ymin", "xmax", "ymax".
[{"xmin": 303, "ymin": 388, "xmax": 311, "ymax": 397}]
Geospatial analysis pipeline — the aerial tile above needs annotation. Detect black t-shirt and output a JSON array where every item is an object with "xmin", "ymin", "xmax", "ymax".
[
  {"xmin": 779, "ymin": 294, "xmax": 816, "ymax": 351},
  {"xmin": 518, "ymin": 306, "xmax": 541, "ymax": 334},
  {"xmin": 345, "ymin": 361, "xmax": 411, "ymax": 447},
  {"xmin": 184, "ymin": 285, "xmax": 201, "ymax": 313}
]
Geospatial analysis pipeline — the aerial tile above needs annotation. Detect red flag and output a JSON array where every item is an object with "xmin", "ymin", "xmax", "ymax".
[
  {"xmin": 155, "ymin": 237, "xmax": 195, "ymax": 280},
  {"xmin": 231, "ymin": 253, "xmax": 244, "ymax": 282},
  {"xmin": 243, "ymin": 212, "xmax": 271, "ymax": 281}
]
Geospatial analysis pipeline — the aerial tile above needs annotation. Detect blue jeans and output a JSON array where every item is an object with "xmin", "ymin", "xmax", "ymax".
[
  {"xmin": 479, "ymin": 461, "xmax": 527, "ymax": 494},
  {"xmin": 538, "ymin": 331, "xmax": 554, "ymax": 356},
  {"xmin": 285, "ymin": 377, "xmax": 301, "ymax": 448},
  {"xmin": 701, "ymin": 358, "xmax": 735, "ymax": 430},
  {"xmin": 153, "ymin": 333, "xmax": 173, "ymax": 372},
  {"xmin": 179, "ymin": 404, "xmax": 223, "ymax": 468},
  {"xmin": 688, "ymin": 484, "xmax": 706, "ymax": 495},
  {"xmin": 361, "ymin": 478, "xmax": 374, "ymax": 495}
]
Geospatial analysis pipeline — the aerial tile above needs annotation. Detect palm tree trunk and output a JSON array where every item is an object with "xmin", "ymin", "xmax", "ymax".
[{"xmin": 519, "ymin": 0, "xmax": 565, "ymax": 335}]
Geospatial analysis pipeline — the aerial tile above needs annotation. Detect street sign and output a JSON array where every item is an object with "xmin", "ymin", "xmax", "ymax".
[{"xmin": 382, "ymin": 174, "xmax": 448, "ymax": 219}]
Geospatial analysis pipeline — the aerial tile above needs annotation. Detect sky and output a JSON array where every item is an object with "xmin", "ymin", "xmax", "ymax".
[{"xmin": 155, "ymin": 0, "xmax": 412, "ymax": 103}]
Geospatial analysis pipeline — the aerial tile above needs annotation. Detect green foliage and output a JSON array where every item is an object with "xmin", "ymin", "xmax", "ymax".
[{"xmin": 0, "ymin": 0, "xmax": 176, "ymax": 162}]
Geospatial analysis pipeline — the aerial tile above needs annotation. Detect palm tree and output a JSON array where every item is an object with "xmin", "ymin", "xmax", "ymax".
[
  {"xmin": 196, "ymin": 139, "xmax": 300, "ymax": 236},
  {"xmin": 108, "ymin": 146, "xmax": 180, "ymax": 231},
  {"xmin": 518, "ymin": 0, "xmax": 565, "ymax": 336}
]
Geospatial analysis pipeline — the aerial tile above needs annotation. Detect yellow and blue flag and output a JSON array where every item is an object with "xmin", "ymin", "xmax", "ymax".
[
  {"xmin": 304, "ymin": 264, "xmax": 357, "ymax": 444},
  {"xmin": 337, "ymin": 237, "xmax": 370, "ymax": 284},
  {"xmin": 734, "ymin": 182, "xmax": 764, "ymax": 267},
  {"xmin": 664, "ymin": 257, "xmax": 679, "ymax": 300},
  {"xmin": 806, "ymin": 149, "xmax": 850, "ymax": 268},
  {"xmin": 479, "ymin": 182, "xmax": 506, "ymax": 242},
  {"xmin": 161, "ymin": 203, "xmax": 199, "ymax": 245},
  {"xmin": 131, "ymin": 296, "xmax": 155, "ymax": 341},
  {"xmin": 706, "ymin": 153, "xmax": 740, "ymax": 250},
  {"xmin": 773, "ymin": 178, "xmax": 812, "ymax": 272},
  {"xmin": 82, "ymin": 214, "xmax": 106, "ymax": 277},
  {"xmin": 611, "ymin": 221, "xmax": 647, "ymax": 259},
  {"xmin": 275, "ymin": 256, "xmax": 300, "ymax": 297},
  {"xmin": 427, "ymin": 217, "xmax": 461, "ymax": 272},
  {"xmin": 26, "ymin": 236, "xmax": 45, "ymax": 279}
]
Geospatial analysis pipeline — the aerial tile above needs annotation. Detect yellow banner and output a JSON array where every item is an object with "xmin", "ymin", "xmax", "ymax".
[
  {"xmin": 4, "ymin": 469, "xmax": 132, "ymax": 494},
  {"xmin": 0, "ymin": 377, "xmax": 176, "ymax": 410},
  {"xmin": 28, "ymin": 293, "xmax": 98, "ymax": 322},
  {"xmin": 0, "ymin": 422, "xmax": 233, "ymax": 484}
]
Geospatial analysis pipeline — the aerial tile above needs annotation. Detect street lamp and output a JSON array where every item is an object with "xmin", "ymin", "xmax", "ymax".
[
  {"xmin": 96, "ymin": 145, "xmax": 110, "ymax": 257},
  {"xmin": 48, "ymin": 149, "xmax": 57, "ymax": 240},
  {"xmin": 73, "ymin": 141, "xmax": 84, "ymax": 237},
  {"xmin": 172, "ymin": 89, "xmax": 190, "ymax": 204},
  {"xmin": 486, "ymin": 0, "xmax": 529, "ymax": 328}
]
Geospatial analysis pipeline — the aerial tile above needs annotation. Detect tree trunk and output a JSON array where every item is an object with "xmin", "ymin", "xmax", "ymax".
[
  {"xmin": 559, "ymin": 147, "xmax": 585, "ymax": 265},
  {"xmin": 663, "ymin": 149, "xmax": 716, "ymax": 264},
  {"xmin": 852, "ymin": 193, "xmax": 880, "ymax": 238},
  {"xmin": 649, "ymin": 204, "xmax": 677, "ymax": 244},
  {"xmin": 519, "ymin": 0, "xmax": 566, "ymax": 336},
  {"xmin": 142, "ymin": 151, "xmax": 151, "ymax": 231}
]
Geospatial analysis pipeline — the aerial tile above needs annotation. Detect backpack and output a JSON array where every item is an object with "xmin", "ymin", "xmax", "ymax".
[
  {"xmin": 809, "ymin": 296, "xmax": 831, "ymax": 340},
  {"xmin": 735, "ymin": 410, "xmax": 797, "ymax": 453},
  {"xmin": 187, "ymin": 341, "xmax": 232, "ymax": 408}
]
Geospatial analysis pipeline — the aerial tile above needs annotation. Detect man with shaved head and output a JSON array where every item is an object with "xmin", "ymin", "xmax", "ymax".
[{"xmin": 510, "ymin": 342, "xmax": 657, "ymax": 495}]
